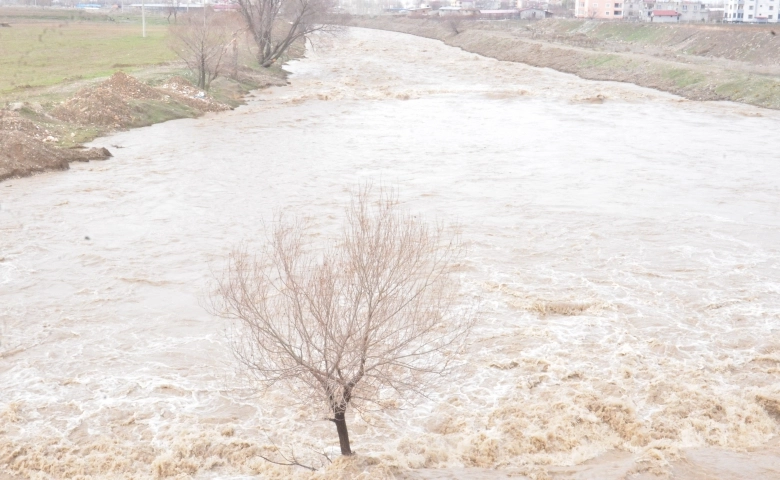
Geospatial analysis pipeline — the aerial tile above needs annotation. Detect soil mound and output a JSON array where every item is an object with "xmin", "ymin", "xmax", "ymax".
[
  {"xmin": 52, "ymin": 72, "xmax": 164, "ymax": 127},
  {"xmin": 158, "ymin": 76, "xmax": 230, "ymax": 113},
  {"xmin": 0, "ymin": 126, "xmax": 111, "ymax": 181},
  {"xmin": 0, "ymin": 109, "xmax": 42, "ymax": 137},
  {"xmin": 52, "ymin": 72, "xmax": 229, "ymax": 128}
]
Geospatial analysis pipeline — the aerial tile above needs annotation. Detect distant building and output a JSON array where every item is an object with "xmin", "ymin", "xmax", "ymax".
[
  {"xmin": 708, "ymin": 7, "xmax": 725, "ymax": 22},
  {"xmin": 725, "ymin": 0, "xmax": 778, "ymax": 22},
  {"xmin": 622, "ymin": 0, "xmax": 645, "ymax": 19},
  {"xmin": 438, "ymin": 5, "xmax": 478, "ymax": 14},
  {"xmin": 574, "ymin": 0, "xmax": 628, "ymax": 19},
  {"xmin": 479, "ymin": 8, "xmax": 521, "ymax": 18},
  {"xmin": 454, "ymin": 0, "xmax": 476, "ymax": 8},
  {"xmin": 518, "ymin": 6, "xmax": 548, "ymax": 17},
  {"xmin": 651, "ymin": 9, "xmax": 681, "ymax": 20},
  {"xmin": 437, "ymin": 5, "xmax": 462, "ymax": 13},
  {"xmin": 654, "ymin": 1, "xmax": 708, "ymax": 21},
  {"xmin": 575, "ymin": 0, "xmax": 710, "ymax": 20}
]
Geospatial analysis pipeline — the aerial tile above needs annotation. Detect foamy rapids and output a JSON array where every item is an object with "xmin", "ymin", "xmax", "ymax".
[{"xmin": 2, "ymin": 28, "xmax": 780, "ymax": 479}]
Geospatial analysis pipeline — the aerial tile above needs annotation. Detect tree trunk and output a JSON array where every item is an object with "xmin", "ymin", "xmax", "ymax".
[
  {"xmin": 333, "ymin": 409, "xmax": 352, "ymax": 456},
  {"xmin": 199, "ymin": 56, "xmax": 206, "ymax": 89}
]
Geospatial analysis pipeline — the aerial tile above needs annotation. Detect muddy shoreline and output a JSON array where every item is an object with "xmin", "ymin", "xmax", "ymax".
[
  {"xmin": 341, "ymin": 17, "xmax": 780, "ymax": 110},
  {"xmin": 0, "ymin": 65, "xmax": 291, "ymax": 183}
]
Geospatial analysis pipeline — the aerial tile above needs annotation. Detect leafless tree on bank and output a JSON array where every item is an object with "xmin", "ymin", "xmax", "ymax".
[
  {"xmin": 165, "ymin": 0, "xmax": 180, "ymax": 24},
  {"xmin": 211, "ymin": 187, "xmax": 474, "ymax": 457},
  {"xmin": 237, "ymin": 0, "xmax": 339, "ymax": 68},
  {"xmin": 170, "ymin": 10, "xmax": 238, "ymax": 89}
]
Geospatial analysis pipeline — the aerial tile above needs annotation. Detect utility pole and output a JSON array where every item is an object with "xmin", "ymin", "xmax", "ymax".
[{"xmin": 142, "ymin": 0, "xmax": 146, "ymax": 38}]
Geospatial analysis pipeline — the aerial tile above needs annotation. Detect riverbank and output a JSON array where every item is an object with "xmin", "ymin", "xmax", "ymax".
[
  {"xmin": 0, "ymin": 8, "xmax": 297, "ymax": 181},
  {"xmin": 341, "ymin": 17, "xmax": 780, "ymax": 110}
]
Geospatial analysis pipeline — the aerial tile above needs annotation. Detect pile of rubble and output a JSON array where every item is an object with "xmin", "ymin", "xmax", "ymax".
[
  {"xmin": 52, "ymin": 72, "xmax": 163, "ymax": 127},
  {"xmin": 0, "ymin": 110, "xmax": 111, "ymax": 181},
  {"xmin": 52, "ymin": 72, "xmax": 229, "ymax": 128},
  {"xmin": 2, "ymin": 73, "xmax": 231, "ymax": 181},
  {"xmin": 158, "ymin": 76, "xmax": 231, "ymax": 113}
]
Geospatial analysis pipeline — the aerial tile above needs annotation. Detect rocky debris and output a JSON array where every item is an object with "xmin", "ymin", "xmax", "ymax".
[
  {"xmin": 1, "ymin": 109, "xmax": 64, "ymax": 143},
  {"xmin": 52, "ymin": 72, "xmax": 229, "ymax": 128},
  {"xmin": 0, "ymin": 109, "xmax": 42, "ymax": 137},
  {"xmin": 52, "ymin": 72, "xmax": 165, "ymax": 127},
  {"xmin": 0, "ymin": 73, "xmax": 234, "ymax": 183},
  {"xmin": 158, "ymin": 76, "xmax": 231, "ymax": 113},
  {"xmin": 0, "ymin": 111, "xmax": 111, "ymax": 181}
]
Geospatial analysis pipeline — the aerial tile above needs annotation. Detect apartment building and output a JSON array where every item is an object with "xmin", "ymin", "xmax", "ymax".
[
  {"xmin": 654, "ymin": 1, "xmax": 708, "ymax": 21},
  {"xmin": 575, "ymin": 0, "xmax": 710, "ymax": 19},
  {"xmin": 574, "ymin": 0, "xmax": 649, "ymax": 18},
  {"xmin": 725, "ymin": 0, "xmax": 779, "ymax": 22},
  {"xmin": 574, "ymin": 0, "xmax": 624, "ymax": 18}
]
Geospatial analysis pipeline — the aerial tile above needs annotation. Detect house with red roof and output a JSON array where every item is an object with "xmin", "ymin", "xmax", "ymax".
[{"xmin": 651, "ymin": 9, "xmax": 681, "ymax": 21}]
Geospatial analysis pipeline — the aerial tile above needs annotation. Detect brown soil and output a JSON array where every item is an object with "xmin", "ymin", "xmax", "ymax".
[
  {"xmin": 1, "ymin": 72, "xmax": 237, "ymax": 182},
  {"xmin": 0, "ymin": 117, "xmax": 111, "ymax": 181},
  {"xmin": 52, "ymin": 72, "xmax": 229, "ymax": 128}
]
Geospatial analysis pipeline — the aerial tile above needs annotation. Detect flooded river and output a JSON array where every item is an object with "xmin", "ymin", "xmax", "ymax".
[{"xmin": 2, "ymin": 28, "xmax": 780, "ymax": 479}]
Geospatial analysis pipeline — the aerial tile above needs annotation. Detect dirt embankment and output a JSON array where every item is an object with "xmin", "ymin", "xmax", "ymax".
[
  {"xmin": 0, "ymin": 110, "xmax": 111, "ymax": 182},
  {"xmin": 342, "ymin": 17, "xmax": 780, "ymax": 109},
  {"xmin": 1, "ymin": 69, "xmax": 286, "ymax": 182}
]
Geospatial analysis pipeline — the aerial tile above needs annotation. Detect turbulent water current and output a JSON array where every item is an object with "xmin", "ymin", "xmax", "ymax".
[{"xmin": 2, "ymin": 28, "xmax": 780, "ymax": 479}]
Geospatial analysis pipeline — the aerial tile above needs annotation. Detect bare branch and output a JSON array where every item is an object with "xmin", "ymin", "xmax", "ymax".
[
  {"xmin": 210, "ymin": 185, "xmax": 474, "ymax": 457},
  {"xmin": 169, "ymin": 9, "xmax": 240, "ymax": 89},
  {"xmin": 238, "ymin": 0, "xmax": 341, "ymax": 67}
]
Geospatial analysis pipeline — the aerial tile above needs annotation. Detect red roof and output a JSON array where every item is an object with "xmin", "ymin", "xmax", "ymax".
[{"xmin": 653, "ymin": 9, "xmax": 680, "ymax": 15}]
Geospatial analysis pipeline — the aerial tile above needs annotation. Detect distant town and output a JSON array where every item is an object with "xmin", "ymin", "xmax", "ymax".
[
  {"xmin": 359, "ymin": 0, "xmax": 734, "ymax": 24},
  {"xmin": 0, "ymin": 0, "xmax": 766, "ymax": 24}
]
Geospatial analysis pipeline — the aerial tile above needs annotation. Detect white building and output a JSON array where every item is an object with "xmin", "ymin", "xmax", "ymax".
[
  {"xmin": 575, "ymin": 0, "xmax": 712, "ymax": 20},
  {"xmin": 654, "ymin": 1, "xmax": 708, "ymax": 21},
  {"xmin": 651, "ymin": 8, "xmax": 682, "ymax": 20},
  {"xmin": 574, "ymin": 0, "xmax": 648, "ymax": 18},
  {"xmin": 574, "ymin": 0, "xmax": 625, "ymax": 18},
  {"xmin": 725, "ymin": 0, "xmax": 779, "ymax": 22}
]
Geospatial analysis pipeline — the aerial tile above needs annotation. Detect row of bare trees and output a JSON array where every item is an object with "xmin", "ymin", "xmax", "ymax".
[
  {"xmin": 168, "ymin": 0, "xmax": 338, "ymax": 89},
  {"xmin": 210, "ymin": 187, "xmax": 474, "ymax": 460}
]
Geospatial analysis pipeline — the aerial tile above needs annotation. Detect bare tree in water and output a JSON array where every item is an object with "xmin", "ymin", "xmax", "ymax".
[
  {"xmin": 237, "ymin": 0, "xmax": 338, "ymax": 68},
  {"xmin": 211, "ymin": 187, "xmax": 473, "ymax": 456},
  {"xmin": 170, "ymin": 10, "xmax": 238, "ymax": 89}
]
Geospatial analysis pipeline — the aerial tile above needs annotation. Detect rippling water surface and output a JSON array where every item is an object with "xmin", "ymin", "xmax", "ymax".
[{"xmin": 2, "ymin": 28, "xmax": 780, "ymax": 479}]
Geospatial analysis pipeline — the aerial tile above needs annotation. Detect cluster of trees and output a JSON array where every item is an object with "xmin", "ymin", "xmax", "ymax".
[
  {"xmin": 169, "ymin": 0, "xmax": 340, "ymax": 89},
  {"xmin": 210, "ymin": 187, "xmax": 474, "ymax": 462}
]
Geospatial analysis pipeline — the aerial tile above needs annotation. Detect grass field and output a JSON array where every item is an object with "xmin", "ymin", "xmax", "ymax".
[{"xmin": 0, "ymin": 17, "xmax": 175, "ymax": 95}]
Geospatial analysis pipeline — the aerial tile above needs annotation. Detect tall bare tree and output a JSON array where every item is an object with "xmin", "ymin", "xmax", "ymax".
[
  {"xmin": 170, "ymin": 9, "xmax": 237, "ymax": 89},
  {"xmin": 211, "ymin": 188, "xmax": 473, "ymax": 456},
  {"xmin": 237, "ymin": 0, "xmax": 337, "ymax": 68},
  {"xmin": 165, "ymin": 0, "xmax": 180, "ymax": 24}
]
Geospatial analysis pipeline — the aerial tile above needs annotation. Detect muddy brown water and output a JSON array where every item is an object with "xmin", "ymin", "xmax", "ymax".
[{"xmin": 2, "ymin": 28, "xmax": 780, "ymax": 479}]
